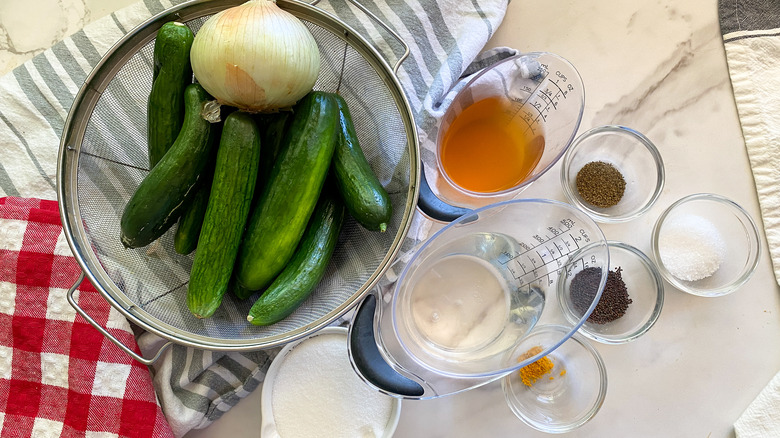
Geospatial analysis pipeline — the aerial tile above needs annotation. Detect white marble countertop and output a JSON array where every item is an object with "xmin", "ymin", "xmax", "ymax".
[{"xmin": 4, "ymin": 0, "xmax": 780, "ymax": 437}]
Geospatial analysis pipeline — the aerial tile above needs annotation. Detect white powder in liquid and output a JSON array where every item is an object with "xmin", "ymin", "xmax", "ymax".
[
  {"xmin": 658, "ymin": 214, "xmax": 727, "ymax": 281},
  {"xmin": 271, "ymin": 333, "xmax": 395, "ymax": 438}
]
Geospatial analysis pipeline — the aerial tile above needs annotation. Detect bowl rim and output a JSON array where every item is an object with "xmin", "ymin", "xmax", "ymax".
[
  {"xmin": 557, "ymin": 240, "xmax": 665, "ymax": 344},
  {"xmin": 501, "ymin": 324, "xmax": 607, "ymax": 433},
  {"xmin": 260, "ymin": 326, "xmax": 402, "ymax": 438},
  {"xmin": 650, "ymin": 193, "xmax": 762, "ymax": 297},
  {"xmin": 560, "ymin": 125, "xmax": 665, "ymax": 223}
]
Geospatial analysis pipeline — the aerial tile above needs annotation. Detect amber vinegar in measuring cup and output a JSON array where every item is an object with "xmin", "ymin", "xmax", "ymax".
[
  {"xmin": 435, "ymin": 52, "xmax": 585, "ymax": 209},
  {"xmin": 440, "ymin": 97, "xmax": 545, "ymax": 193}
]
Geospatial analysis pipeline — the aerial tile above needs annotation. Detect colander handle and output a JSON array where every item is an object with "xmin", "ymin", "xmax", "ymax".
[
  {"xmin": 67, "ymin": 272, "xmax": 173, "ymax": 366},
  {"xmin": 307, "ymin": 0, "xmax": 410, "ymax": 74}
]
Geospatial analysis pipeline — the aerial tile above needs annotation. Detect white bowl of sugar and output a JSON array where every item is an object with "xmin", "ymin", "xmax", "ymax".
[{"xmin": 261, "ymin": 326, "xmax": 402, "ymax": 438}]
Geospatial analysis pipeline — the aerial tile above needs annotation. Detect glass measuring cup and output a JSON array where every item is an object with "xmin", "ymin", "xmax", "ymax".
[
  {"xmin": 434, "ymin": 52, "xmax": 585, "ymax": 209},
  {"xmin": 348, "ymin": 199, "xmax": 609, "ymax": 399}
]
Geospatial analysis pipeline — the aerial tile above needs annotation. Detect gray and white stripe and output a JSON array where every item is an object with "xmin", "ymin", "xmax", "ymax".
[
  {"xmin": 0, "ymin": 0, "xmax": 510, "ymax": 435},
  {"xmin": 719, "ymin": 0, "xmax": 780, "ymax": 287}
]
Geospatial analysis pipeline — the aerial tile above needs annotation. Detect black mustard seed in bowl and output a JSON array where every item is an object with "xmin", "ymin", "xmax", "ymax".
[
  {"xmin": 557, "ymin": 240, "xmax": 664, "ymax": 344},
  {"xmin": 570, "ymin": 266, "xmax": 632, "ymax": 324}
]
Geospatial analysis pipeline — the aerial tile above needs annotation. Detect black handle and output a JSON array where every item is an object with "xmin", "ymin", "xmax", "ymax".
[
  {"xmin": 349, "ymin": 294, "xmax": 425, "ymax": 397},
  {"xmin": 346, "ymin": 164, "xmax": 469, "ymax": 396},
  {"xmin": 416, "ymin": 162, "xmax": 471, "ymax": 223}
]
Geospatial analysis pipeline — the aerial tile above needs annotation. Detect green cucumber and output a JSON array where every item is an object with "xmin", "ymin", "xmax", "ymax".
[
  {"xmin": 173, "ymin": 179, "xmax": 211, "ymax": 255},
  {"xmin": 253, "ymin": 111, "xmax": 291, "ymax": 196},
  {"xmin": 229, "ymin": 275, "xmax": 256, "ymax": 301},
  {"xmin": 173, "ymin": 120, "xmax": 223, "ymax": 255},
  {"xmin": 120, "ymin": 83, "xmax": 214, "ymax": 249},
  {"xmin": 187, "ymin": 111, "xmax": 262, "ymax": 318},
  {"xmin": 223, "ymin": 111, "xmax": 288, "ymax": 300},
  {"xmin": 247, "ymin": 187, "xmax": 345, "ymax": 326},
  {"xmin": 236, "ymin": 91, "xmax": 339, "ymax": 291},
  {"xmin": 148, "ymin": 21, "xmax": 194, "ymax": 168},
  {"xmin": 329, "ymin": 93, "xmax": 392, "ymax": 232}
]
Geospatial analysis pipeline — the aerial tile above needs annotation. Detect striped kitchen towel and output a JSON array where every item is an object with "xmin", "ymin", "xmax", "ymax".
[
  {"xmin": 720, "ymin": 4, "xmax": 780, "ymax": 433},
  {"xmin": 719, "ymin": 0, "xmax": 780, "ymax": 287},
  {"xmin": 0, "ymin": 0, "xmax": 512, "ymax": 436}
]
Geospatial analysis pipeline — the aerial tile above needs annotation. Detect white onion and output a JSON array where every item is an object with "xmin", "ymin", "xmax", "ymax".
[{"xmin": 190, "ymin": 0, "xmax": 320, "ymax": 112}]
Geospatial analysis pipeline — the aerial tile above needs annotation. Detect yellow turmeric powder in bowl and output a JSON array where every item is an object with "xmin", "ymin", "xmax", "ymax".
[{"xmin": 517, "ymin": 346, "xmax": 556, "ymax": 387}]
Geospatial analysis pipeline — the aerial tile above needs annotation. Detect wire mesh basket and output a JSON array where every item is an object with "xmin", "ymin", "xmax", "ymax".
[{"xmin": 57, "ymin": 0, "xmax": 419, "ymax": 362}]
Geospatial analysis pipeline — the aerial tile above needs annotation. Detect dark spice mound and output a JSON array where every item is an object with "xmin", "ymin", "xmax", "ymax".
[
  {"xmin": 570, "ymin": 266, "xmax": 632, "ymax": 324},
  {"xmin": 575, "ymin": 161, "xmax": 626, "ymax": 208}
]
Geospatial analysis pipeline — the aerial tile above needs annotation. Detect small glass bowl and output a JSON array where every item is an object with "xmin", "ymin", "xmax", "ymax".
[
  {"xmin": 261, "ymin": 327, "xmax": 402, "ymax": 438},
  {"xmin": 561, "ymin": 125, "xmax": 665, "ymax": 223},
  {"xmin": 650, "ymin": 193, "xmax": 761, "ymax": 297},
  {"xmin": 557, "ymin": 241, "xmax": 665, "ymax": 344},
  {"xmin": 502, "ymin": 325, "xmax": 607, "ymax": 434}
]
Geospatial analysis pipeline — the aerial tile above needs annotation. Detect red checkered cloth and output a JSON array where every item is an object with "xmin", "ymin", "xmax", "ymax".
[{"xmin": 0, "ymin": 197, "xmax": 174, "ymax": 438}]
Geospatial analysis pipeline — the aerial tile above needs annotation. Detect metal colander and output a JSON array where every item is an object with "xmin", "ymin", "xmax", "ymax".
[{"xmin": 57, "ymin": 0, "xmax": 419, "ymax": 362}]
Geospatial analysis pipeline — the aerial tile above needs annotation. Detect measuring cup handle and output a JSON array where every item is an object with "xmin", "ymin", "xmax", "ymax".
[
  {"xmin": 417, "ymin": 162, "xmax": 472, "ymax": 222},
  {"xmin": 67, "ymin": 272, "xmax": 172, "ymax": 366},
  {"xmin": 349, "ymin": 294, "xmax": 425, "ymax": 397}
]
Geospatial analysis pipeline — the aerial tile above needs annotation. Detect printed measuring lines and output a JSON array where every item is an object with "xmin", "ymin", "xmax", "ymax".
[
  {"xmin": 507, "ymin": 62, "xmax": 576, "ymax": 136},
  {"xmin": 496, "ymin": 217, "xmax": 595, "ymax": 290}
]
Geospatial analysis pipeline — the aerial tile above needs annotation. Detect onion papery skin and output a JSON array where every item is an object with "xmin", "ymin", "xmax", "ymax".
[{"xmin": 190, "ymin": 0, "xmax": 320, "ymax": 112}]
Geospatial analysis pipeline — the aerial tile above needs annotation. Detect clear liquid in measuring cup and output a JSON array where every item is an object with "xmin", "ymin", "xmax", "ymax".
[
  {"xmin": 410, "ymin": 254, "xmax": 509, "ymax": 352},
  {"xmin": 403, "ymin": 233, "xmax": 546, "ymax": 363}
]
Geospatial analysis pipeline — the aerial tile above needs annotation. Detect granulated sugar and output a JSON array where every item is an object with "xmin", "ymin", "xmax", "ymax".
[
  {"xmin": 271, "ymin": 333, "xmax": 395, "ymax": 438},
  {"xmin": 658, "ymin": 214, "xmax": 726, "ymax": 281}
]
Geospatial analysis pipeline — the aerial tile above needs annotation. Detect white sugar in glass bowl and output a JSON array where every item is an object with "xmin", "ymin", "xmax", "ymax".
[
  {"xmin": 261, "ymin": 326, "xmax": 402, "ymax": 438},
  {"xmin": 650, "ymin": 193, "xmax": 761, "ymax": 297}
]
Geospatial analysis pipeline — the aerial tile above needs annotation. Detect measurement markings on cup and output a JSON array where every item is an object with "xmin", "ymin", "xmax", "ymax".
[
  {"xmin": 498, "ymin": 218, "xmax": 594, "ymax": 290},
  {"xmin": 509, "ymin": 65, "xmax": 573, "ymax": 139}
]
